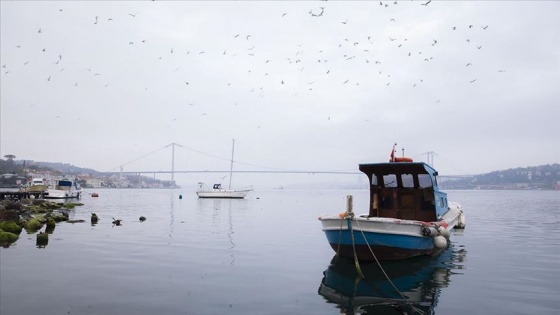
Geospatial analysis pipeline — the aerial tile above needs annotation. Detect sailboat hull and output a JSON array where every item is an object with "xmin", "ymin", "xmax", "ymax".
[{"xmin": 196, "ymin": 189, "xmax": 250, "ymax": 199}]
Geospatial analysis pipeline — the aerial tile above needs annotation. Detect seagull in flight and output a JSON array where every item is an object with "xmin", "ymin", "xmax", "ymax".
[
  {"xmin": 128, "ymin": 12, "xmax": 137, "ymax": 17},
  {"xmin": 421, "ymin": 0, "xmax": 431, "ymax": 6}
]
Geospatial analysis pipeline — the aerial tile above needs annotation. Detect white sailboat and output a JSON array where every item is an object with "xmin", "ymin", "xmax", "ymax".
[{"xmin": 196, "ymin": 139, "xmax": 252, "ymax": 199}]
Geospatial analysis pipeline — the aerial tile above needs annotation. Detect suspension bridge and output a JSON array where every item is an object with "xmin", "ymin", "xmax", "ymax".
[{"xmin": 105, "ymin": 143, "xmax": 473, "ymax": 185}]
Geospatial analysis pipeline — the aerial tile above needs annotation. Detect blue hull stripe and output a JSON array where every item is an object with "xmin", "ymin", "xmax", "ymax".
[{"xmin": 324, "ymin": 230, "xmax": 433, "ymax": 250}]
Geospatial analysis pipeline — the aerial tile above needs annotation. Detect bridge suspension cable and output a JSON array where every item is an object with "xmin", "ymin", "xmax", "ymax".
[{"xmin": 107, "ymin": 145, "xmax": 169, "ymax": 172}]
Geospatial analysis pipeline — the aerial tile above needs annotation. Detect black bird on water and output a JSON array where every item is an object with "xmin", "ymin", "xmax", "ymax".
[
  {"xmin": 139, "ymin": 216, "xmax": 146, "ymax": 222},
  {"xmin": 112, "ymin": 218, "xmax": 122, "ymax": 226}
]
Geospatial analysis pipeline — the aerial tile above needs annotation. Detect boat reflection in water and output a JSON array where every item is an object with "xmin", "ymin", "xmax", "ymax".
[{"xmin": 318, "ymin": 245, "xmax": 466, "ymax": 314}]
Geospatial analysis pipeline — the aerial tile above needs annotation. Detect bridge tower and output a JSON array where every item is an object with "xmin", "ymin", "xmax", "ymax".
[
  {"xmin": 166, "ymin": 143, "xmax": 183, "ymax": 187},
  {"xmin": 423, "ymin": 151, "xmax": 435, "ymax": 167}
]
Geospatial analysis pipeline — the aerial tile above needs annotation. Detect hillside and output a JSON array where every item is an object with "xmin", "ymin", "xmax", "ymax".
[{"xmin": 440, "ymin": 164, "xmax": 560, "ymax": 190}]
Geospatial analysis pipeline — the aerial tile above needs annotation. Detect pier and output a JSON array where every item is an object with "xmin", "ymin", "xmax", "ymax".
[{"xmin": 0, "ymin": 191, "xmax": 45, "ymax": 200}]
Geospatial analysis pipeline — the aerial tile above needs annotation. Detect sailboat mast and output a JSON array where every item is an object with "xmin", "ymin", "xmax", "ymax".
[{"xmin": 229, "ymin": 139, "xmax": 235, "ymax": 189}]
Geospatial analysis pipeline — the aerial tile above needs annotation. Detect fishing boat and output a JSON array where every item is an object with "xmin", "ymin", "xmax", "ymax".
[
  {"xmin": 44, "ymin": 178, "xmax": 83, "ymax": 199},
  {"xmin": 196, "ymin": 139, "xmax": 252, "ymax": 199},
  {"xmin": 318, "ymin": 144, "xmax": 465, "ymax": 261}
]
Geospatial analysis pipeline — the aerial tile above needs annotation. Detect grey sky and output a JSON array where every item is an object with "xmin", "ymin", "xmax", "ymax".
[{"xmin": 1, "ymin": 1, "xmax": 559, "ymax": 186}]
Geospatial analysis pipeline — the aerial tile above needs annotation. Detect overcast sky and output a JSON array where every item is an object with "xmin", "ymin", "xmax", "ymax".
[{"xmin": 1, "ymin": 1, "xmax": 559, "ymax": 187}]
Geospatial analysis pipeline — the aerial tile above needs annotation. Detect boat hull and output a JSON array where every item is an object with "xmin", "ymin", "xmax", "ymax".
[
  {"xmin": 196, "ymin": 190, "xmax": 250, "ymax": 199},
  {"xmin": 319, "ymin": 208, "xmax": 462, "ymax": 261},
  {"xmin": 44, "ymin": 189, "xmax": 82, "ymax": 199}
]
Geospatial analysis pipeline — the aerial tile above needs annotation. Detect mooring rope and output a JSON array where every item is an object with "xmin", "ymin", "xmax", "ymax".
[
  {"xmin": 354, "ymin": 219, "xmax": 426, "ymax": 315},
  {"xmin": 347, "ymin": 218, "xmax": 365, "ymax": 278}
]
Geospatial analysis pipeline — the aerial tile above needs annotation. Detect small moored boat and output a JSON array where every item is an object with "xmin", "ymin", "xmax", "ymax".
[
  {"xmin": 45, "ymin": 178, "xmax": 83, "ymax": 199},
  {"xmin": 318, "ymin": 145, "xmax": 465, "ymax": 261},
  {"xmin": 196, "ymin": 139, "xmax": 252, "ymax": 199},
  {"xmin": 196, "ymin": 183, "xmax": 251, "ymax": 199}
]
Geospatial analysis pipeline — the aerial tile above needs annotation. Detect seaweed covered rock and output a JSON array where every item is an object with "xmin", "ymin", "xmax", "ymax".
[
  {"xmin": 23, "ymin": 218, "xmax": 43, "ymax": 233},
  {"xmin": 41, "ymin": 202, "xmax": 63, "ymax": 210},
  {"xmin": 0, "ymin": 208, "xmax": 20, "ymax": 222},
  {"xmin": 63, "ymin": 203, "xmax": 76, "ymax": 209},
  {"xmin": 36, "ymin": 231, "xmax": 48, "ymax": 248},
  {"xmin": 91, "ymin": 213, "xmax": 99, "ymax": 225},
  {"xmin": 0, "ymin": 230, "xmax": 19, "ymax": 247},
  {"xmin": 62, "ymin": 202, "xmax": 84, "ymax": 209},
  {"xmin": 45, "ymin": 218, "xmax": 56, "ymax": 234},
  {"xmin": 4, "ymin": 202, "xmax": 22, "ymax": 211},
  {"xmin": 50, "ymin": 211, "xmax": 69, "ymax": 222},
  {"xmin": 0, "ymin": 221, "xmax": 22, "ymax": 235}
]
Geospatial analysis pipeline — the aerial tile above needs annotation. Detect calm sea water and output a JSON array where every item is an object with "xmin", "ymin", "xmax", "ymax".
[{"xmin": 0, "ymin": 189, "xmax": 559, "ymax": 315}]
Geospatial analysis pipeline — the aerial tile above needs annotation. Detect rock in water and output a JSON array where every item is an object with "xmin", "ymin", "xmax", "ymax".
[{"xmin": 91, "ymin": 213, "xmax": 99, "ymax": 224}]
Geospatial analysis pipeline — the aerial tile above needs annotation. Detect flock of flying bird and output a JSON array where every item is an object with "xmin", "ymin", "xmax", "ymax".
[{"xmin": 2, "ymin": 1, "xmax": 501, "ymax": 123}]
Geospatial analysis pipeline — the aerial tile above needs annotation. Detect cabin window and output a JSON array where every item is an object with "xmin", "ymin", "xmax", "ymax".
[
  {"xmin": 418, "ymin": 174, "xmax": 433, "ymax": 188},
  {"xmin": 401, "ymin": 174, "xmax": 414, "ymax": 188},
  {"xmin": 440, "ymin": 197, "xmax": 445, "ymax": 208},
  {"xmin": 383, "ymin": 174, "xmax": 397, "ymax": 188},
  {"xmin": 371, "ymin": 174, "xmax": 378, "ymax": 186}
]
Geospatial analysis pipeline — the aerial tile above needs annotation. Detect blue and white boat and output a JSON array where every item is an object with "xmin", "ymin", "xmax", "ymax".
[{"xmin": 319, "ymin": 147, "xmax": 465, "ymax": 261}]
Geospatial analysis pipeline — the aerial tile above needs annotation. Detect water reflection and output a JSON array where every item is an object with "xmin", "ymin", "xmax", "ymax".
[
  {"xmin": 196, "ymin": 198, "xmax": 250, "ymax": 266},
  {"xmin": 318, "ymin": 245, "xmax": 467, "ymax": 314}
]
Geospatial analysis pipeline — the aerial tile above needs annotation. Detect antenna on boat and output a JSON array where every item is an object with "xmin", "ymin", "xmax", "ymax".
[
  {"xmin": 402, "ymin": 147, "xmax": 405, "ymax": 157},
  {"xmin": 390, "ymin": 143, "xmax": 397, "ymax": 162}
]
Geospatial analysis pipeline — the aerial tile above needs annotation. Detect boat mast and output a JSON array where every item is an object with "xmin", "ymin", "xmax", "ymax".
[{"xmin": 228, "ymin": 139, "xmax": 235, "ymax": 189}]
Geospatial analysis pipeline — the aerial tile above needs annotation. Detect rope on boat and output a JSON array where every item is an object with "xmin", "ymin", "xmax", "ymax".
[
  {"xmin": 347, "ymin": 219, "xmax": 365, "ymax": 279},
  {"xmin": 341, "ymin": 196, "xmax": 365, "ymax": 278}
]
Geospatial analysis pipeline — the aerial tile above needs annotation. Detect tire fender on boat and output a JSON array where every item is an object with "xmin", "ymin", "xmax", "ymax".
[{"xmin": 421, "ymin": 226, "xmax": 439, "ymax": 237}]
